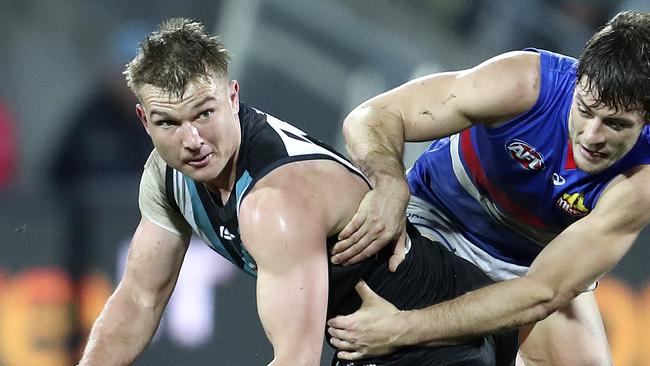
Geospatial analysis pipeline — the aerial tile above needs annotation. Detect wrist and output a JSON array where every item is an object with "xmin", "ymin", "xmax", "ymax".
[
  {"xmin": 395, "ymin": 308, "xmax": 439, "ymax": 347},
  {"xmin": 390, "ymin": 310, "xmax": 415, "ymax": 347},
  {"xmin": 373, "ymin": 174, "xmax": 410, "ymax": 199}
]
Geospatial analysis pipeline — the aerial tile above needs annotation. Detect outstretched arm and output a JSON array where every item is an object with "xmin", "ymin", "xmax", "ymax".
[
  {"xmin": 332, "ymin": 51, "xmax": 541, "ymax": 267},
  {"xmin": 78, "ymin": 218, "xmax": 189, "ymax": 365},
  {"xmin": 328, "ymin": 165, "xmax": 650, "ymax": 359}
]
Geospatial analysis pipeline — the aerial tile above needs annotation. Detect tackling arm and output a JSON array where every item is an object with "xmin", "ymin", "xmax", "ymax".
[
  {"xmin": 407, "ymin": 166, "xmax": 650, "ymax": 344},
  {"xmin": 332, "ymin": 51, "xmax": 541, "ymax": 265},
  {"xmin": 330, "ymin": 166, "xmax": 650, "ymax": 359}
]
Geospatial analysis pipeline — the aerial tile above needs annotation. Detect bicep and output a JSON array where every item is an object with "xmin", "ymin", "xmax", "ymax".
[
  {"xmin": 255, "ymin": 252, "xmax": 329, "ymax": 362},
  {"xmin": 120, "ymin": 217, "xmax": 190, "ymax": 308},
  {"xmin": 240, "ymin": 190, "xmax": 330, "ymax": 363},
  {"xmin": 371, "ymin": 51, "xmax": 541, "ymax": 141}
]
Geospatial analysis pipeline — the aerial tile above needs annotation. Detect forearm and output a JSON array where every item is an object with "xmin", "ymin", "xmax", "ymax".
[
  {"xmin": 79, "ymin": 287, "xmax": 164, "ymax": 365},
  {"xmin": 396, "ymin": 215, "xmax": 629, "ymax": 346},
  {"xmin": 396, "ymin": 277, "xmax": 559, "ymax": 347}
]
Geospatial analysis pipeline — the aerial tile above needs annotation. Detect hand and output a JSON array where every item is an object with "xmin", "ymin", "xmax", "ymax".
[
  {"xmin": 331, "ymin": 182, "xmax": 409, "ymax": 271},
  {"xmin": 327, "ymin": 281, "xmax": 402, "ymax": 360}
]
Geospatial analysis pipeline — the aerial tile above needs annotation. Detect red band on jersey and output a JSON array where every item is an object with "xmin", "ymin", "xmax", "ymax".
[{"xmin": 460, "ymin": 130, "xmax": 548, "ymax": 229}]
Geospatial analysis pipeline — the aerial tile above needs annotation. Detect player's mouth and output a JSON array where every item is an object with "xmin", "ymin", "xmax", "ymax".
[
  {"xmin": 578, "ymin": 145, "xmax": 607, "ymax": 163},
  {"xmin": 186, "ymin": 153, "xmax": 213, "ymax": 168}
]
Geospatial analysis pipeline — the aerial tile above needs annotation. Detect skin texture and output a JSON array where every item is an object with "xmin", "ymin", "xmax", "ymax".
[
  {"xmin": 78, "ymin": 75, "xmax": 372, "ymax": 366},
  {"xmin": 568, "ymin": 82, "xmax": 645, "ymax": 174},
  {"xmin": 78, "ymin": 217, "xmax": 189, "ymax": 366},
  {"xmin": 137, "ymin": 78, "xmax": 242, "ymax": 199},
  {"xmin": 327, "ymin": 50, "xmax": 650, "ymax": 365}
]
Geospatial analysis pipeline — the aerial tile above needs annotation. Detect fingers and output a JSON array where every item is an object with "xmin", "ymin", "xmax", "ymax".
[
  {"xmin": 388, "ymin": 230, "xmax": 407, "ymax": 272},
  {"xmin": 332, "ymin": 235, "xmax": 372, "ymax": 264},
  {"xmin": 336, "ymin": 350, "xmax": 365, "ymax": 361},
  {"xmin": 331, "ymin": 340, "xmax": 356, "ymax": 353},
  {"xmin": 344, "ymin": 238, "xmax": 387, "ymax": 265},
  {"xmin": 327, "ymin": 315, "xmax": 347, "ymax": 329},
  {"xmin": 328, "ymin": 327, "xmax": 365, "ymax": 361},
  {"xmin": 332, "ymin": 219, "xmax": 385, "ymax": 263},
  {"xmin": 337, "ymin": 212, "xmax": 364, "ymax": 242},
  {"xmin": 329, "ymin": 334, "xmax": 355, "ymax": 350},
  {"xmin": 332, "ymin": 224, "xmax": 371, "ymax": 259}
]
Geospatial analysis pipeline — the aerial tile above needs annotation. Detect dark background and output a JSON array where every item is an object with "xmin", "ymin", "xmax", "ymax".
[{"xmin": 1, "ymin": 1, "xmax": 649, "ymax": 365}]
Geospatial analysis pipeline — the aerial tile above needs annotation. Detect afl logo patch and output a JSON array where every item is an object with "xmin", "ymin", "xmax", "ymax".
[{"xmin": 505, "ymin": 139, "xmax": 545, "ymax": 171}]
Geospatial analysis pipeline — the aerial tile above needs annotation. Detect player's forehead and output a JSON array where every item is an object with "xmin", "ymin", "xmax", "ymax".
[
  {"xmin": 574, "ymin": 78, "xmax": 645, "ymax": 122},
  {"xmin": 143, "ymin": 76, "xmax": 224, "ymax": 99},
  {"xmin": 139, "ymin": 78, "xmax": 227, "ymax": 110}
]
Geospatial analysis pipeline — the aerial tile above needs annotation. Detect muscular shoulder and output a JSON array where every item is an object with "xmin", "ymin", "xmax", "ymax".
[
  {"xmin": 142, "ymin": 149, "xmax": 167, "ymax": 184},
  {"xmin": 139, "ymin": 149, "xmax": 167, "ymax": 205},
  {"xmin": 239, "ymin": 160, "xmax": 368, "ymax": 239},
  {"xmin": 236, "ymin": 164, "xmax": 327, "ymax": 268},
  {"xmin": 457, "ymin": 51, "xmax": 541, "ymax": 125},
  {"xmin": 139, "ymin": 149, "xmax": 192, "ymax": 238},
  {"xmin": 239, "ymin": 162, "xmax": 326, "ymax": 226},
  {"xmin": 474, "ymin": 50, "xmax": 540, "ymax": 73}
]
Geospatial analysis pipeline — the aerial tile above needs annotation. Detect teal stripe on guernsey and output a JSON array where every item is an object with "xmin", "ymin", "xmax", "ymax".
[
  {"xmin": 235, "ymin": 170, "xmax": 253, "ymax": 215},
  {"xmin": 234, "ymin": 170, "xmax": 259, "ymax": 276},
  {"xmin": 183, "ymin": 175, "xmax": 238, "ymax": 264}
]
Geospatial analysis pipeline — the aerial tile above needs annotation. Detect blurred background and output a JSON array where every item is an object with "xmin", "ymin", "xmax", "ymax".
[{"xmin": 1, "ymin": 0, "xmax": 649, "ymax": 365}]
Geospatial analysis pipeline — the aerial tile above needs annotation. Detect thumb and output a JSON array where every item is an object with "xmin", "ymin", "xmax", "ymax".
[
  {"xmin": 354, "ymin": 280, "xmax": 378, "ymax": 303},
  {"xmin": 388, "ymin": 230, "xmax": 407, "ymax": 272}
]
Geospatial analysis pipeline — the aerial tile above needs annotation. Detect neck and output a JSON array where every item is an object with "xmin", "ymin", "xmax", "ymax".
[
  {"xmin": 207, "ymin": 147, "xmax": 239, "ymax": 204},
  {"xmin": 208, "ymin": 113, "xmax": 243, "ymax": 203}
]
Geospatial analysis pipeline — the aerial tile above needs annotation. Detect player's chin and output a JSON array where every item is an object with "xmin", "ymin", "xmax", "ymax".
[
  {"xmin": 175, "ymin": 163, "xmax": 201, "ymax": 177},
  {"xmin": 186, "ymin": 170, "xmax": 214, "ymax": 183},
  {"xmin": 575, "ymin": 156, "xmax": 612, "ymax": 174}
]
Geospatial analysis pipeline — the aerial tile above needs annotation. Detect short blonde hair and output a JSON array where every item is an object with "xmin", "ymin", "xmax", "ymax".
[{"xmin": 124, "ymin": 18, "xmax": 230, "ymax": 100}]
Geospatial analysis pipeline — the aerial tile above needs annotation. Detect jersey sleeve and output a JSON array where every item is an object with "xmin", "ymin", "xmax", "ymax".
[
  {"xmin": 524, "ymin": 48, "xmax": 578, "ymax": 115},
  {"xmin": 139, "ymin": 150, "xmax": 192, "ymax": 238}
]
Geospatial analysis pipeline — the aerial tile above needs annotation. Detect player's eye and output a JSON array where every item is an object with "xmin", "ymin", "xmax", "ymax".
[{"xmin": 199, "ymin": 110, "xmax": 213, "ymax": 119}]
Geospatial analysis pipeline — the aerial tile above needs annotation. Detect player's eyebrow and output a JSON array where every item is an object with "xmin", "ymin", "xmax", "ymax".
[{"xmin": 189, "ymin": 95, "xmax": 217, "ymax": 110}]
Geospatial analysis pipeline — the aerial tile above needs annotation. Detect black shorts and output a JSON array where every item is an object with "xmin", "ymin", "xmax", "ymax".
[
  {"xmin": 327, "ymin": 222, "xmax": 518, "ymax": 366},
  {"xmin": 334, "ymin": 333, "xmax": 517, "ymax": 365}
]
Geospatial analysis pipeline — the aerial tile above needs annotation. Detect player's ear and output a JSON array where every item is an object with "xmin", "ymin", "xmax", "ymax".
[
  {"xmin": 229, "ymin": 80, "xmax": 240, "ymax": 114},
  {"xmin": 136, "ymin": 104, "xmax": 150, "ymax": 135}
]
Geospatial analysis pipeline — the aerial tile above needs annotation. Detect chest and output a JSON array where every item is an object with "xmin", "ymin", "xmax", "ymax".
[
  {"xmin": 176, "ymin": 174, "xmax": 258, "ymax": 276},
  {"xmin": 469, "ymin": 127, "xmax": 611, "ymax": 229}
]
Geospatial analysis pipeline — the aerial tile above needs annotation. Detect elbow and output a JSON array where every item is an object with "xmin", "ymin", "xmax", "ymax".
[
  {"xmin": 342, "ymin": 103, "xmax": 397, "ymax": 135},
  {"xmin": 118, "ymin": 281, "xmax": 168, "ymax": 315},
  {"xmin": 522, "ymin": 277, "xmax": 580, "ymax": 323},
  {"xmin": 542, "ymin": 288, "xmax": 581, "ymax": 319},
  {"xmin": 271, "ymin": 352, "xmax": 321, "ymax": 366},
  {"xmin": 271, "ymin": 340, "xmax": 322, "ymax": 366},
  {"xmin": 342, "ymin": 105, "xmax": 372, "ymax": 139}
]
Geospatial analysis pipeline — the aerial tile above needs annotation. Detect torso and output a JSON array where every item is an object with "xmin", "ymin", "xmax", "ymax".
[
  {"xmin": 407, "ymin": 49, "xmax": 650, "ymax": 267},
  {"xmin": 161, "ymin": 104, "xmax": 369, "ymax": 275},
  {"xmin": 139, "ymin": 105, "xmax": 519, "ymax": 365}
]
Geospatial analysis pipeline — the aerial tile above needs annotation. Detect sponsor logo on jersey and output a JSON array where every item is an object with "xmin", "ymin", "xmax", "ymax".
[
  {"xmin": 552, "ymin": 173, "xmax": 566, "ymax": 186},
  {"xmin": 219, "ymin": 226, "xmax": 236, "ymax": 240},
  {"xmin": 506, "ymin": 139, "xmax": 545, "ymax": 171},
  {"xmin": 556, "ymin": 192, "xmax": 590, "ymax": 217}
]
